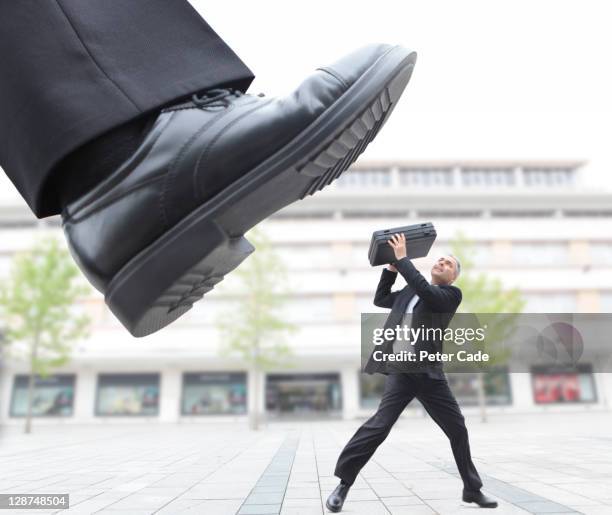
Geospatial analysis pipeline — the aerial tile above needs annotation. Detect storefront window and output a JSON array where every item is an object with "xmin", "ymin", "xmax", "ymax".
[
  {"xmin": 96, "ymin": 373, "xmax": 159, "ymax": 416},
  {"xmin": 447, "ymin": 369, "xmax": 512, "ymax": 406},
  {"xmin": 531, "ymin": 365, "xmax": 596, "ymax": 404},
  {"xmin": 359, "ymin": 373, "xmax": 386, "ymax": 409},
  {"xmin": 359, "ymin": 370, "xmax": 512, "ymax": 408},
  {"xmin": 182, "ymin": 372, "xmax": 247, "ymax": 415},
  {"xmin": 10, "ymin": 374, "xmax": 75, "ymax": 417},
  {"xmin": 266, "ymin": 373, "xmax": 342, "ymax": 416}
]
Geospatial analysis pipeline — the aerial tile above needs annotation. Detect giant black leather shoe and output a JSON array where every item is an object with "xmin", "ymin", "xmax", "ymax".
[
  {"xmin": 326, "ymin": 481, "xmax": 351, "ymax": 512},
  {"xmin": 62, "ymin": 44, "xmax": 417, "ymax": 336},
  {"xmin": 463, "ymin": 489, "xmax": 499, "ymax": 508}
]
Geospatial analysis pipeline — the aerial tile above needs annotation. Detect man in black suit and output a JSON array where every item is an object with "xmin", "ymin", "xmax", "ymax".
[{"xmin": 326, "ymin": 233, "xmax": 497, "ymax": 512}]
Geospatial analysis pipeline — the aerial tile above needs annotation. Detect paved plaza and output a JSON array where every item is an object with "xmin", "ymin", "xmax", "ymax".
[{"xmin": 1, "ymin": 411, "xmax": 612, "ymax": 515}]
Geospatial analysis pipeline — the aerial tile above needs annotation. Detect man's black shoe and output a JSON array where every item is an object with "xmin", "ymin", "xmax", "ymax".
[
  {"xmin": 326, "ymin": 481, "xmax": 351, "ymax": 512},
  {"xmin": 61, "ymin": 44, "xmax": 417, "ymax": 336},
  {"xmin": 463, "ymin": 489, "xmax": 498, "ymax": 508}
]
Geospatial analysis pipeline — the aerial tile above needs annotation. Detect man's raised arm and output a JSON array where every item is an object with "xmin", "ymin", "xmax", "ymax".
[{"xmin": 373, "ymin": 266, "xmax": 400, "ymax": 308}]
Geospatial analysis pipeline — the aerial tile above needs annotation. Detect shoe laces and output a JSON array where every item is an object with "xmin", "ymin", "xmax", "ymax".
[{"xmin": 191, "ymin": 88, "xmax": 244, "ymax": 108}]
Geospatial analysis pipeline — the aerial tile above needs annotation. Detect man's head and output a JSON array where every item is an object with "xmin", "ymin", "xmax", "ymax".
[{"xmin": 430, "ymin": 254, "xmax": 461, "ymax": 285}]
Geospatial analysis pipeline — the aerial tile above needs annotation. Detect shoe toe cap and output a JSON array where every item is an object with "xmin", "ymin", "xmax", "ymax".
[
  {"xmin": 322, "ymin": 43, "xmax": 415, "ymax": 88},
  {"xmin": 326, "ymin": 496, "xmax": 342, "ymax": 512}
]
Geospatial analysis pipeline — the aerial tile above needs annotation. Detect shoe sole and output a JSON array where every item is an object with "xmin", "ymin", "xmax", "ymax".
[
  {"xmin": 106, "ymin": 46, "xmax": 417, "ymax": 336},
  {"xmin": 463, "ymin": 497, "xmax": 498, "ymax": 508}
]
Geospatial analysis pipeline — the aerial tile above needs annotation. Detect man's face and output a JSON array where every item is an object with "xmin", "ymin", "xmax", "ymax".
[{"xmin": 430, "ymin": 255, "xmax": 458, "ymax": 285}]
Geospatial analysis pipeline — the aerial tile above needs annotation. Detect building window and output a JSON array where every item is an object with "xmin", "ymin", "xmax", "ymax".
[
  {"xmin": 343, "ymin": 211, "xmax": 409, "ymax": 219},
  {"xmin": 282, "ymin": 296, "xmax": 335, "ymax": 323},
  {"xmin": 416, "ymin": 210, "xmax": 483, "ymax": 218},
  {"xmin": 356, "ymin": 294, "xmax": 389, "ymax": 315},
  {"xmin": 181, "ymin": 372, "xmax": 247, "ymax": 415},
  {"xmin": 44, "ymin": 217, "xmax": 62, "ymax": 227},
  {"xmin": 0, "ymin": 219, "xmax": 38, "ymax": 229},
  {"xmin": 272, "ymin": 211, "xmax": 334, "ymax": 220},
  {"xmin": 275, "ymin": 245, "xmax": 332, "ymax": 270},
  {"xmin": 336, "ymin": 169, "xmax": 391, "ymax": 188},
  {"xmin": 511, "ymin": 242, "xmax": 569, "ymax": 265},
  {"xmin": 266, "ymin": 373, "xmax": 342, "ymax": 416},
  {"xmin": 491, "ymin": 210, "xmax": 555, "ymax": 218},
  {"xmin": 524, "ymin": 293, "xmax": 577, "ymax": 313},
  {"xmin": 590, "ymin": 242, "xmax": 612, "ymax": 263},
  {"xmin": 447, "ymin": 369, "xmax": 512, "ymax": 406},
  {"xmin": 359, "ymin": 373, "xmax": 386, "ymax": 409},
  {"xmin": 399, "ymin": 168, "xmax": 453, "ymax": 187},
  {"xmin": 461, "ymin": 167, "xmax": 514, "ymax": 187},
  {"xmin": 10, "ymin": 374, "xmax": 75, "ymax": 417},
  {"xmin": 564, "ymin": 210, "xmax": 612, "ymax": 218},
  {"xmin": 601, "ymin": 292, "xmax": 612, "ymax": 313},
  {"xmin": 189, "ymin": 298, "xmax": 234, "ymax": 325},
  {"xmin": 96, "ymin": 373, "xmax": 159, "ymax": 416},
  {"xmin": 523, "ymin": 167, "xmax": 575, "ymax": 187},
  {"xmin": 531, "ymin": 365, "xmax": 596, "ymax": 404},
  {"xmin": 469, "ymin": 243, "xmax": 492, "ymax": 265},
  {"xmin": 0, "ymin": 256, "xmax": 12, "ymax": 276}
]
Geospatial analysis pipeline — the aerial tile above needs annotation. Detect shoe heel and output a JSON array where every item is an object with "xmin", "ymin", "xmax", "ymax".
[{"xmin": 106, "ymin": 220, "xmax": 254, "ymax": 337}]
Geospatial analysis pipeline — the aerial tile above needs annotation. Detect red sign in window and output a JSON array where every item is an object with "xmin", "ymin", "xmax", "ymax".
[{"xmin": 533, "ymin": 373, "xmax": 580, "ymax": 403}]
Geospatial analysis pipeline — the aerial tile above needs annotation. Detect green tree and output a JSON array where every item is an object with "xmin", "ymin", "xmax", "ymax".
[
  {"xmin": 217, "ymin": 228, "xmax": 296, "ymax": 430},
  {"xmin": 0, "ymin": 239, "xmax": 90, "ymax": 433},
  {"xmin": 448, "ymin": 232, "xmax": 525, "ymax": 422}
]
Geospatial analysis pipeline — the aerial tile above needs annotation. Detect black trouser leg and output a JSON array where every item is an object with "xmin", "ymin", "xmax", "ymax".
[
  {"xmin": 334, "ymin": 374, "xmax": 417, "ymax": 486},
  {"xmin": 0, "ymin": 0, "xmax": 254, "ymax": 217},
  {"xmin": 417, "ymin": 377, "xmax": 484, "ymax": 492}
]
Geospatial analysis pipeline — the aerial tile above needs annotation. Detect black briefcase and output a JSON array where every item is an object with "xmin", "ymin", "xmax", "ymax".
[{"xmin": 368, "ymin": 222, "xmax": 437, "ymax": 266}]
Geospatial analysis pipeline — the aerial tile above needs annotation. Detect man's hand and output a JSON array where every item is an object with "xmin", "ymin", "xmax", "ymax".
[
  {"xmin": 388, "ymin": 233, "xmax": 407, "ymax": 261},
  {"xmin": 387, "ymin": 264, "xmax": 397, "ymax": 272}
]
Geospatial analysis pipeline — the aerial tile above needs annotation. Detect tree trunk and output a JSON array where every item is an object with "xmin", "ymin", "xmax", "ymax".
[
  {"xmin": 477, "ymin": 372, "xmax": 487, "ymax": 423},
  {"xmin": 250, "ymin": 367, "xmax": 260, "ymax": 431},
  {"xmin": 25, "ymin": 370, "xmax": 35, "ymax": 434},
  {"xmin": 249, "ymin": 336, "xmax": 262, "ymax": 431},
  {"xmin": 0, "ymin": 341, "xmax": 5, "ymax": 427},
  {"xmin": 25, "ymin": 333, "xmax": 40, "ymax": 434}
]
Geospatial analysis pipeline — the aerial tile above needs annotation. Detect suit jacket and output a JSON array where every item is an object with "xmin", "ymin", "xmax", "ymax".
[{"xmin": 363, "ymin": 256, "xmax": 462, "ymax": 378}]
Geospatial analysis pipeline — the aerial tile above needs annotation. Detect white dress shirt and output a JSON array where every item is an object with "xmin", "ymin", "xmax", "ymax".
[
  {"xmin": 392, "ymin": 294, "xmax": 420, "ymax": 356},
  {"xmin": 406, "ymin": 294, "xmax": 420, "ymax": 313}
]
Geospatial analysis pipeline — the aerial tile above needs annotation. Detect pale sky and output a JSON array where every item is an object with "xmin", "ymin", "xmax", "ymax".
[
  {"xmin": 199, "ymin": 0, "xmax": 611, "ymax": 187},
  {"xmin": 1, "ymin": 0, "xmax": 610, "ymax": 205}
]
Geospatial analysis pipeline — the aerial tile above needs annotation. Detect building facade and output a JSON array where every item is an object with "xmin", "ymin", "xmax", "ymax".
[{"xmin": 1, "ymin": 160, "xmax": 612, "ymax": 425}]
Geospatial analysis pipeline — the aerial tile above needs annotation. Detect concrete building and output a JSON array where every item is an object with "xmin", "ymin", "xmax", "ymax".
[{"xmin": 1, "ymin": 160, "xmax": 612, "ymax": 425}]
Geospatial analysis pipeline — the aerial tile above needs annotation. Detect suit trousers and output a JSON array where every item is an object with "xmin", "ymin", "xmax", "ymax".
[
  {"xmin": 334, "ymin": 373, "xmax": 483, "ymax": 492},
  {"xmin": 0, "ymin": 0, "xmax": 254, "ymax": 217}
]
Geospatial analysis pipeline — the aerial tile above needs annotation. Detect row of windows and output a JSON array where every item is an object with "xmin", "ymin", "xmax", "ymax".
[
  {"xmin": 2, "ymin": 241, "xmax": 611, "ymax": 278},
  {"xmin": 266, "ymin": 242, "xmax": 612, "ymax": 269},
  {"xmin": 10, "ymin": 366, "xmax": 597, "ymax": 418},
  {"xmin": 2, "ymin": 208, "xmax": 612, "ymax": 230},
  {"xmin": 360, "ymin": 365, "xmax": 597, "ymax": 408},
  {"xmin": 272, "ymin": 209, "xmax": 612, "ymax": 220},
  {"xmin": 8, "ymin": 210, "xmax": 612, "ymax": 230},
  {"xmin": 362, "ymin": 365, "xmax": 596, "ymax": 408},
  {"xmin": 357, "ymin": 292, "xmax": 606, "ymax": 314},
  {"xmin": 334, "ymin": 166, "xmax": 577, "ymax": 189},
  {"xmin": 10, "ymin": 373, "xmax": 247, "ymax": 418},
  {"xmin": 98, "ymin": 290, "xmax": 610, "ymax": 328}
]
